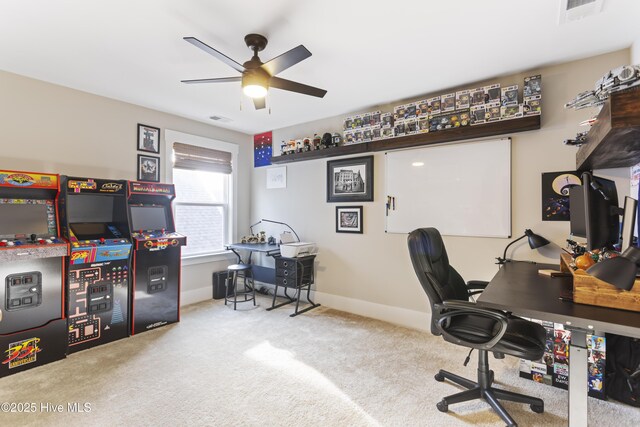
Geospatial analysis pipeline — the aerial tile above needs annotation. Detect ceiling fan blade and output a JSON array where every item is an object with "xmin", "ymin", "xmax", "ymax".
[
  {"xmin": 270, "ymin": 76, "xmax": 327, "ymax": 98},
  {"xmin": 253, "ymin": 97, "xmax": 266, "ymax": 110},
  {"xmin": 183, "ymin": 37, "xmax": 245, "ymax": 73},
  {"xmin": 261, "ymin": 45, "xmax": 311, "ymax": 76},
  {"xmin": 181, "ymin": 76, "xmax": 242, "ymax": 84}
]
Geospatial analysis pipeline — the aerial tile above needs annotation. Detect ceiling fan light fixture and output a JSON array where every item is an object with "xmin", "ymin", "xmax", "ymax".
[
  {"xmin": 242, "ymin": 71, "xmax": 269, "ymax": 98},
  {"xmin": 243, "ymin": 84, "xmax": 268, "ymax": 98}
]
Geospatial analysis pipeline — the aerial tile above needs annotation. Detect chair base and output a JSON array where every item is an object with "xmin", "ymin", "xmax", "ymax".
[{"xmin": 434, "ymin": 350, "xmax": 543, "ymax": 427}]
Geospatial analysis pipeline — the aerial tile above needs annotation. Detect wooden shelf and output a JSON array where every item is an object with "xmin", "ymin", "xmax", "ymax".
[
  {"xmin": 271, "ymin": 141, "xmax": 368, "ymax": 164},
  {"xmin": 271, "ymin": 115, "xmax": 541, "ymax": 164},
  {"xmin": 576, "ymin": 86, "xmax": 640, "ymax": 170}
]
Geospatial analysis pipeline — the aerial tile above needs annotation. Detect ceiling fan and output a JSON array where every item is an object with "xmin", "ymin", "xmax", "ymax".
[{"xmin": 181, "ymin": 34, "xmax": 327, "ymax": 110}]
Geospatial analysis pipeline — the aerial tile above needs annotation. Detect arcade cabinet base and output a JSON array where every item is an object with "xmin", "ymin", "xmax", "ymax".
[{"xmin": 0, "ymin": 318, "xmax": 67, "ymax": 378}]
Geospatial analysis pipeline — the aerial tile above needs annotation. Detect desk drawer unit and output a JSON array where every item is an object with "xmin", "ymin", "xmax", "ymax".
[{"xmin": 275, "ymin": 256, "xmax": 314, "ymax": 288}]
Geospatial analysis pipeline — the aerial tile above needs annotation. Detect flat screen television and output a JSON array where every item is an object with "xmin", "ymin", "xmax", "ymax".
[{"xmin": 130, "ymin": 205, "xmax": 169, "ymax": 231}]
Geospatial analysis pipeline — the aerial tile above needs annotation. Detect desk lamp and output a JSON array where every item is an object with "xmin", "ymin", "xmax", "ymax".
[
  {"xmin": 587, "ymin": 246, "xmax": 640, "ymax": 291},
  {"xmin": 261, "ymin": 219, "xmax": 300, "ymax": 243},
  {"xmin": 496, "ymin": 229, "xmax": 550, "ymax": 265}
]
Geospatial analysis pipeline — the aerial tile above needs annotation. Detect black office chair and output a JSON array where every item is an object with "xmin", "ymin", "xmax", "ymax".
[{"xmin": 408, "ymin": 228, "xmax": 546, "ymax": 427}]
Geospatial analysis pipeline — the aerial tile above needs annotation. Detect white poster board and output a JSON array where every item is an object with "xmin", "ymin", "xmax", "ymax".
[{"xmin": 385, "ymin": 138, "xmax": 511, "ymax": 237}]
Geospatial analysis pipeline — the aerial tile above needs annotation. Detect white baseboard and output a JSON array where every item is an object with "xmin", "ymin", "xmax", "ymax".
[
  {"xmin": 314, "ymin": 291, "xmax": 430, "ymax": 332},
  {"xmin": 179, "ymin": 284, "xmax": 430, "ymax": 332},
  {"xmin": 181, "ymin": 286, "xmax": 212, "ymax": 307}
]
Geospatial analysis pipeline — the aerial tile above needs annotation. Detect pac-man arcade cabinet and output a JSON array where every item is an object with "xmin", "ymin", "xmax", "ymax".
[
  {"xmin": 0, "ymin": 170, "xmax": 68, "ymax": 377},
  {"xmin": 59, "ymin": 177, "xmax": 132, "ymax": 353},
  {"xmin": 127, "ymin": 181, "xmax": 186, "ymax": 335}
]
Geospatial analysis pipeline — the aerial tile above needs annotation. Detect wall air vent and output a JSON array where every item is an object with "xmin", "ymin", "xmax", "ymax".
[
  {"xmin": 559, "ymin": 0, "xmax": 604, "ymax": 24},
  {"xmin": 209, "ymin": 115, "xmax": 232, "ymax": 123}
]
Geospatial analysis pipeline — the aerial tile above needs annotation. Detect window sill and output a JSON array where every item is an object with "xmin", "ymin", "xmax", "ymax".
[{"xmin": 182, "ymin": 251, "xmax": 236, "ymax": 266}]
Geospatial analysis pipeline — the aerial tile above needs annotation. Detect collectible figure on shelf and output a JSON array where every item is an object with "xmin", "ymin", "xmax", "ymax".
[
  {"xmin": 441, "ymin": 93, "xmax": 455, "ymax": 112},
  {"xmin": 502, "ymin": 85, "xmax": 519, "ymax": 106},
  {"xmin": 371, "ymin": 111, "xmax": 381, "ymax": 127},
  {"xmin": 312, "ymin": 134, "xmax": 322, "ymax": 150},
  {"xmin": 456, "ymin": 90, "xmax": 470, "ymax": 110},
  {"xmin": 302, "ymin": 137, "xmax": 312, "ymax": 152},
  {"xmin": 524, "ymin": 96, "xmax": 542, "ymax": 116},
  {"xmin": 470, "ymin": 87, "xmax": 485, "ymax": 106},
  {"xmin": 417, "ymin": 100, "xmax": 429, "ymax": 117},
  {"xmin": 418, "ymin": 117, "xmax": 429, "ymax": 133},
  {"xmin": 405, "ymin": 118, "xmax": 417, "ymax": 134},
  {"xmin": 321, "ymin": 132, "xmax": 332, "ymax": 149},
  {"xmin": 404, "ymin": 103, "xmax": 417, "ymax": 120},
  {"xmin": 484, "ymin": 84, "xmax": 501, "ymax": 103},
  {"xmin": 470, "ymin": 105, "xmax": 486, "ymax": 125},
  {"xmin": 344, "ymin": 117, "xmax": 353, "ymax": 130},
  {"xmin": 372, "ymin": 127, "xmax": 382, "ymax": 140},
  {"xmin": 524, "ymin": 75, "xmax": 542, "ymax": 98},
  {"xmin": 501, "ymin": 104, "xmax": 524, "ymax": 120},
  {"xmin": 363, "ymin": 127, "xmax": 373, "ymax": 142},
  {"xmin": 394, "ymin": 119, "xmax": 406, "ymax": 137},
  {"xmin": 486, "ymin": 105, "xmax": 501, "ymax": 122},
  {"xmin": 427, "ymin": 97, "xmax": 441, "ymax": 115},
  {"xmin": 381, "ymin": 127, "xmax": 394, "ymax": 138},
  {"xmin": 381, "ymin": 112, "xmax": 394, "ymax": 128},
  {"xmin": 331, "ymin": 133, "xmax": 342, "ymax": 146}
]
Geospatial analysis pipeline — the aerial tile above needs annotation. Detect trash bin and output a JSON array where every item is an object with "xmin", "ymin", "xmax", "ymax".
[{"xmin": 212, "ymin": 271, "xmax": 231, "ymax": 299}]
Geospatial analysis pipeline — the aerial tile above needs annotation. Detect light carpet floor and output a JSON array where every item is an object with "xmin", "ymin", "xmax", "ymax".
[{"xmin": 0, "ymin": 296, "xmax": 638, "ymax": 426}]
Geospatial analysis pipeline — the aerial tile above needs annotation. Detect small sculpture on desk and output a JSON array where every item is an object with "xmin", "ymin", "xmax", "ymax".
[
  {"xmin": 258, "ymin": 231, "xmax": 267, "ymax": 244},
  {"xmin": 267, "ymin": 236, "xmax": 277, "ymax": 245}
]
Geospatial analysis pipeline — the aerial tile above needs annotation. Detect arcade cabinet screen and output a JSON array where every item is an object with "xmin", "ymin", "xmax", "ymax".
[
  {"xmin": 0, "ymin": 203, "xmax": 50, "ymax": 237},
  {"xmin": 130, "ymin": 206, "xmax": 168, "ymax": 231},
  {"xmin": 69, "ymin": 223, "xmax": 108, "ymax": 240},
  {"xmin": 67, "ymin": 194, "xmax": 115, "ymax": 223}
]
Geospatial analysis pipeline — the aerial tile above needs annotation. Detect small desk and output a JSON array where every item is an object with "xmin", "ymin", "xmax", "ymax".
[
  {"xmin": 225, "ymin": 243, "xmax": 280, "ymax": 284},
  {"xmin": 478, "ymin": 261, "xmax": 640, "ymax": 427}
]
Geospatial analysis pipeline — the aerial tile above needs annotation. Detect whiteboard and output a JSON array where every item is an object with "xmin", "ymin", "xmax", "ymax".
[{"xmin": 385, "ymin": 138, "xmax": 511, "ymax": 237}]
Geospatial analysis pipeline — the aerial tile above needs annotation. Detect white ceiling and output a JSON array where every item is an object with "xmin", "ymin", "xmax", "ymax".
[{"xmin": 1, "ymin": 0, "xmax": 639, "ymax": 135}]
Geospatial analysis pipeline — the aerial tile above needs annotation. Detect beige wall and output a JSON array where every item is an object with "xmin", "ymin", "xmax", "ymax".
[
  {"xmin": 250, "ymin": 49, "xmax": 631, "ymax": 328},
  {"xmin": 0, "ymin": 70, "xmax": 252, "ymax": 303}
]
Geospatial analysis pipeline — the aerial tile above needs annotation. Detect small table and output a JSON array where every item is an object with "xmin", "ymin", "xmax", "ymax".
[
  {"xmin": 225, "ymin": 243, "xmax": 281, "ymax": 284},
  {"xmin": 478, "ymin": 261, "xmax": 640, "ymax": 427}
]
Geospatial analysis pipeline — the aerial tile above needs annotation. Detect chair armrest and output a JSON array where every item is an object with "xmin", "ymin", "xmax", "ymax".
[
  {"xmin": 433, "ymin": 300, "xmax": 509, "ymax": 350},
  {"xmin": 466, "ymin": 280, "xmax": 489, "ymax": 290}
]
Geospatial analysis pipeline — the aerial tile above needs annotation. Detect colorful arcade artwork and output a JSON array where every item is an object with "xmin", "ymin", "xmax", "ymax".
[
  {"xmin": 254, "ymin": 131, "xmax": 272, "ymax": 168},
  {"xmin": 519, "ymin": 319, "xmax": 606, "ymax": 400},
  {"xmin": 541, "ymin": 171, "xmax": 581, "ymax": 221}
]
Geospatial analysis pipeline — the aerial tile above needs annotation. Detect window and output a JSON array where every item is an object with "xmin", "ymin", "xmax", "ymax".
[
  {"xmin": 173, "ymin": 169, "xmax": 228, "ymax": 256},
  {"xmin": 165, "ymin": 130, "xmax": 238, "ymax": 260}
]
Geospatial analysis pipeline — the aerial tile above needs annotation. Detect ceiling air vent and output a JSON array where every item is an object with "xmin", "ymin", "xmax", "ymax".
[
  {"xmin": 209, "ymin": 115, "xmax": 232, "ymax": 123},
  {"xmin": 559, "ymin": 0, "xmax": 604, "ymax": 24}
]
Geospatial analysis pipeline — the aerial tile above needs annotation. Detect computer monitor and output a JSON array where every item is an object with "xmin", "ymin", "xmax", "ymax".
[{"xmin": 582, "ymin": 172, "xmax": 620, "ymax": 251}]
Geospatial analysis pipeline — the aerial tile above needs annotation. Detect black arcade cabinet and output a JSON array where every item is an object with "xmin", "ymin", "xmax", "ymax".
[
  {"xmin": 59, "ymin": 177, "xmax": 132, "ymax": 353},
  {"xmin": 0, "ymin": 170, "xmax": 68, "ymax": 377},
  {"xmin": 127, "ymin": 181, "xmax": 186, "ymax": 335}
]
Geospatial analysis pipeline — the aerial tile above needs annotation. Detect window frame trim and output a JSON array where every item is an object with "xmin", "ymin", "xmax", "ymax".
[{"xmin": 163, "ymin": 129, "xmax": 239, "ymax": 259}]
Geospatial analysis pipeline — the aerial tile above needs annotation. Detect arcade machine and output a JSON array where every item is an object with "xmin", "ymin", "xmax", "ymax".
[
  {"xmin": 127, "ymin": 181, "xmax": 186, "ymax": 335},
  {"xmin": 0, "ymin": 170, "xmax": 68, "ymax": 377},
  {"xmin": 59, "ymin": 177, "xmax": 132, "ymax": 353}
]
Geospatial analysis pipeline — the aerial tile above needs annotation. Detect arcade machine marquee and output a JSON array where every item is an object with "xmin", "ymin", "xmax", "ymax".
[
  {"xmin": 127, "ymin": 181, "xmax": 186, "ymax": 335},
  {"xmin": 59, "ymin": 177, "xmax": 132, "ymax": 353},
  {"xmin": 0, "ymin": 170, "xmax": 68, "ymax": 377}
]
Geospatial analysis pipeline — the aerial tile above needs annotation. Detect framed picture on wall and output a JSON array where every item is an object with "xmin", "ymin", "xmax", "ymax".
[
  {"xmin": 137, "ymin": 154, "xmax": 160, "ymax": 182},
  {"xmin": 327, "ymin": 155, "xmax": 374, "ymax": 202},
  {"xmin": 336, "ymin": 206, "xmax": 363, "ymax": 234},
  {"xmin": 137, "ymin": 123, "xmax": 160, "ymax": 153}
]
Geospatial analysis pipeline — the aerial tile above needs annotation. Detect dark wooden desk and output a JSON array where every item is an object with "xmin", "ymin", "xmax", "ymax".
[
  {"xmin": 225, "ymin": 243, "xmax": 280, "ymax": 284},
  {"xmin": 478, "ymin": 261, "xmax": 640, "ymax": 427}
]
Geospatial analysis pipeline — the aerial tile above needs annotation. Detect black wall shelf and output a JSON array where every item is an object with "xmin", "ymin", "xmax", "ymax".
[{"xmin": 271, "ymin": 115, "xmax": 541, "ymax": 164}]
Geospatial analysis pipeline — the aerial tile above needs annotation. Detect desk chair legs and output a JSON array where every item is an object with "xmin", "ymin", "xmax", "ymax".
[{"xmin": 435, "ymin": 350, "xmax": 543, "ymax": 427}]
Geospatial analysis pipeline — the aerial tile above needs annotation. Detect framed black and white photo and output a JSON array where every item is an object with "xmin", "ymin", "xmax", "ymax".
[
  {"xmin": 137, "ymin": 123, "xmax": 160, "ymax": 153},
  {"xmin": 336, "ymin": 206, "xmax": 363, "ymax": 234},
  {"xmin": 326, "ymin": 155, "xmax": 374, "ymax": 202},
  {"xmin": 137, "ymin": 154, "xmax": 160, "ymax": 182}
]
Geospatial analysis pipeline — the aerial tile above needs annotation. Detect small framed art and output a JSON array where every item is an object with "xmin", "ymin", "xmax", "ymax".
[
  {"xmin": 137, "ymin": 154, "xmax": 160, "ymax": 182},
  {"xmin": 138, "ymin": 123, "xmax": 160, "ymax": 153},
  {"xmin": 336, "ymin": 206, "xmax": 363, "ymax": 234}
]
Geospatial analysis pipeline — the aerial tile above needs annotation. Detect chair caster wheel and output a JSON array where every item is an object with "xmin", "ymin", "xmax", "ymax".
[
  {"xmin": 530, "ymin": 404, "xmax": 544, "ymax": 414},
  {"xmin": 436, "ymin": 400, "xmax": 448, "ymax": 412},
  {"xmin": 434, "ymin": 372, "xmax": 445, "ymax": 382}
]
